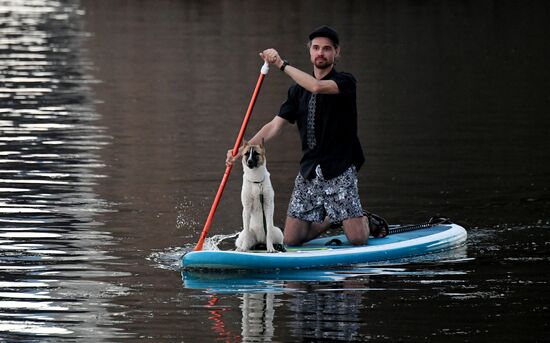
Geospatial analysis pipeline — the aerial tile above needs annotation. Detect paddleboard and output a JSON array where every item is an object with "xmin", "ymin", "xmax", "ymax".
[{"xmin": 181, "ymin": 222, "xmax": 467, "ymax": 271}]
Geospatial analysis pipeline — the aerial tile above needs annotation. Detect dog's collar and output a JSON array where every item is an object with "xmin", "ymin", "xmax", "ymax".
[
  {"xmin": 245, "ymin": 176, "xmax": 266, "ymax": 184},
  {"xmin": 244, "ymin": 170, "xmax": 268, "ymax": 184}
]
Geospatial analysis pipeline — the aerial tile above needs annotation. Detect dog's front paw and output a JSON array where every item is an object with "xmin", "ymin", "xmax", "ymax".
[
  {"xmin": 273, "ymin": 243, "xmax": 286, "ymax": 252},
  {"xmin": 266, "ymin": 244, "xmax": 286, "ymax": 253},
  {"xmin": 265, "ymin": 245, "xmax": 279, "ymax": 253}
]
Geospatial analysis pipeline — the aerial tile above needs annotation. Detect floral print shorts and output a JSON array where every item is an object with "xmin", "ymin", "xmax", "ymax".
[{"xmin": 287, "ymin": 165, "xmax": 363, "ymax": 224}]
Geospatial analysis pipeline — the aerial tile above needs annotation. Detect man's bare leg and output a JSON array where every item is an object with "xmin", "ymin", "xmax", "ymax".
[
  {"xmin": 284, "ymin": 216, "xmax": 369, "ymax": 246},
  {"xmin": 283, "ymin": 217, "xmax": 332, "ymax": 246},
  {"xmin": 342, "ymin": 216, "xmax": 370, "ymax": 245}
]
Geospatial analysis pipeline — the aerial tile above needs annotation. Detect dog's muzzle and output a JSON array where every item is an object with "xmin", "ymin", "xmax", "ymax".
[{"xmin": 245, "ymin": 150, "xmax": 260, "ymax": 168}]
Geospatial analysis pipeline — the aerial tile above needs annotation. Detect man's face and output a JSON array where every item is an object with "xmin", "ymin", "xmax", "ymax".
[{"xmin": 309, "ymin": 37, "xmax": 339, "ymax": 69}]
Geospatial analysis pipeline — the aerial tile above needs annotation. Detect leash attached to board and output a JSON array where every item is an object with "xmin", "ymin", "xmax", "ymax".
[
  {"xmin": 194, "ymin": 62, "xmax": 270, "ymax": 251},
  {"xmin": 388, "ymin": 216, "xmax": 452, "ymax": 235}
]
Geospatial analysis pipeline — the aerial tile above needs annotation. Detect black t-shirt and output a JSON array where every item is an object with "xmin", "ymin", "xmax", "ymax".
[{"xmin": 278, "ymin": 68, "xmax": 365, "ymax": 180}]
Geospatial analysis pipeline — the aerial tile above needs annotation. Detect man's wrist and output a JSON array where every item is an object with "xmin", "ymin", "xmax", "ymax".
[{"xmin": 279, "ymin": 59, "xmax": 289, "ymax": 71}]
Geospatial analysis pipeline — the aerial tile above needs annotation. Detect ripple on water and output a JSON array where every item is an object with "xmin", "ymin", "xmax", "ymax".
[{"xmin": 0, "ymin": 0, "xmax": 130, "ymax": 340}]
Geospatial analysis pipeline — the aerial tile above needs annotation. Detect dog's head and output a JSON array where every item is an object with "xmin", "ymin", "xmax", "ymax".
[{"xmin": 240, "ymin": 140, "xmax": 266, "ymax": 169}]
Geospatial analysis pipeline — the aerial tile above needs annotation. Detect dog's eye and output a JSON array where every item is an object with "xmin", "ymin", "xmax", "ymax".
[{"xmin": 244, "ymin": 152, "xmax": 250, "ymax": 157}]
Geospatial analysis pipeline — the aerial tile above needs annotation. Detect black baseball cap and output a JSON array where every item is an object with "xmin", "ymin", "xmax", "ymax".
[{"xmin": 308, "ymin": 25, "xmax": 339, "ymax": 46}]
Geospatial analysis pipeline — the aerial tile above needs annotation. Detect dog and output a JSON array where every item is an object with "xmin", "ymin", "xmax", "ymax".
[{"xmin": 235, "ymin": 140, "xmax": 284, "ymax": 252}]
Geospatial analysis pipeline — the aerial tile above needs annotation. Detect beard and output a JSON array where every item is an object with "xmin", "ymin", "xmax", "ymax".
[{"xmin": 314, "ymin": 57, "xmax": 333, "ymax": 69}]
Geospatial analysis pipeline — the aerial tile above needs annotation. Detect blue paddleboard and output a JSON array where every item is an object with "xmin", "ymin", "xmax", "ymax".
[{"xmin": 181, "ymin": 223, "xmax": 467, "ymax": 271}]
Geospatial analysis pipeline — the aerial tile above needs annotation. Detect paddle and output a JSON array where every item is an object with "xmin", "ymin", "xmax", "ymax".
[{"xmin": 193, "ymin": 62, "xmax": 270, "ymax": 251}]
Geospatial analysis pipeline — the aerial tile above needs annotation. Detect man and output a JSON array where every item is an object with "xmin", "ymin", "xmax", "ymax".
[{"xmin": 227, "ymin": 25, "xmax": 379, "ymax": 246}]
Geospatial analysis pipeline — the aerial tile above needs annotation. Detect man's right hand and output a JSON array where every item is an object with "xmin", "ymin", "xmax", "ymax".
[{"xmin": 226, "ymin": 149, "xmax": 239, "ymax": 166}]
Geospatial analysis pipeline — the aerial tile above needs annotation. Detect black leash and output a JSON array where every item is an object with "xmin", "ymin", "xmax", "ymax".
[
  {"xmin": 251, "ymin": 179, "xmax": 268, "ymax": 237},
  {"xmin": 259, "ymin": 193, "xmax": 267, "ymax": 237},
  {"xmin": 325, "ymin": 216, "xmax": 452, "ymax": 246},
  {"xmin": 257, "ymin": 184, "xmax": 285, "ymax": 252},
  {"xmin": 388, "ymin": 216, "xmax": 452, "ymax": 235}
]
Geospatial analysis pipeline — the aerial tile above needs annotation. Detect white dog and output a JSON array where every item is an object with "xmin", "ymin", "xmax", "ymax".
[{"xmin": 235, "ymin": 141, "xmax": 284, "ymax": 252}]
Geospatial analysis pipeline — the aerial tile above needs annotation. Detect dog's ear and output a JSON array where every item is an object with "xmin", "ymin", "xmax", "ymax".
[
  {"xmin": 259, "ymin": 138, "xmax": 266, "ymax": 159},
  {"xmin": 238, "ymin": 140, "xmax": 248, "ymax": 154}
]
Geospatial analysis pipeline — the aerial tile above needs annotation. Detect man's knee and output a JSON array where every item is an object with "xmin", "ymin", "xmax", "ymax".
[
  {"xmin": 347, "ymin": 236, "xmax": 368, "ymax": 246},
  {"xmin": 343, "ymin": 217, "xmax": 369, "ymax": 245},
  {"xmin": 283, "ymin": 229, "xmax": 305, "ymax": 246},
  {"xmin": 283, "ymin": 217, "xmax": 310, "ymax": 246},
  {"xmin": 283, "ymin": 236, "xmax": 301, "ymax": 246}
]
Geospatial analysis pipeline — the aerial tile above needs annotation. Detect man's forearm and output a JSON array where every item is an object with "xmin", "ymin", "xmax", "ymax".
[
  {"xmin": 279, "ymin": 63, "xmax": 320, "ymax": 92},
  {"xmin": 249, "ymin": 117, "xmax": 284, "ymax": 145},
  {"xmin": 261, "ymin": 49, "xmax": 338, "ymax": 94},
  {"xmin": 278, "ymin": 61, "xmax": 339, "ymax": 94}
]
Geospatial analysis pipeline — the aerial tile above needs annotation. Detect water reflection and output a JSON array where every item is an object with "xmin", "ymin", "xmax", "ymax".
[
  {"xmin": 0, "ymin": 0, "xmax": 128, "ymax": 340},
  {"xmin": 184, "ymin": 255, "xmax": 472, "ymax": 342},
  {"xmin": 288, "ymin": 284, "xmax": 364, "ymax": 341},
  {"xmin": 198, "ymin": 287, "xmax": 363, "ymax": 342},
  {"xmin": 240, "ymin": 293, "xmax": 276, "ymax": 341},
  {"xmin": 182, "ymin": 245, "xmax": 469, "ymax": 341}
]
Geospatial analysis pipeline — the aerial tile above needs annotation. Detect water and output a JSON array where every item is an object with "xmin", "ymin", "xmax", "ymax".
[{"xmin": 1, "ymin": 0, "xmax": 549, "ymax": 341}]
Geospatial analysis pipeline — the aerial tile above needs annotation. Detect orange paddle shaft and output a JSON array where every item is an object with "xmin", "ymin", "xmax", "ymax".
[{"xmin": 194, "ymin": 62, "xmax": 269, "ymax": 251}]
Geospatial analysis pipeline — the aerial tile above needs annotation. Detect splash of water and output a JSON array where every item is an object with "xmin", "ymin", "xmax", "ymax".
[
  {"xmin": 148, "ymin": 232, "xmax": 239, "ymax": 271},
  {"xmin": 201, "ymin": 232, "xmax": 239, "ymax": 251}
]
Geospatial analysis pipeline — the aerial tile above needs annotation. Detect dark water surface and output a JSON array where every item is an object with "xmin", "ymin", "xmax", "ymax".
[{"xmin": 1, "ymin": 0, "xmax": 549, "ymax": 341}]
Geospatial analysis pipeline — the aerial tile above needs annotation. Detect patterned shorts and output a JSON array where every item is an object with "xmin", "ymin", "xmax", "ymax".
[{"xmin": 287, "ymin": 165, "xmax": 363, "ymax": 224}]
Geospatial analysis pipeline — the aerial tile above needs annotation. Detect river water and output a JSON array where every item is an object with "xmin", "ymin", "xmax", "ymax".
[{"xmin": 1, "ymin": 0, "xmax": 549, "ymax": 342}]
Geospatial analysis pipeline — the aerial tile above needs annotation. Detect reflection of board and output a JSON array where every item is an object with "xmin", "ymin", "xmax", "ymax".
[{"xmin": 181, "ymin": 223, "xmax": 467, "ymax": 271}]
